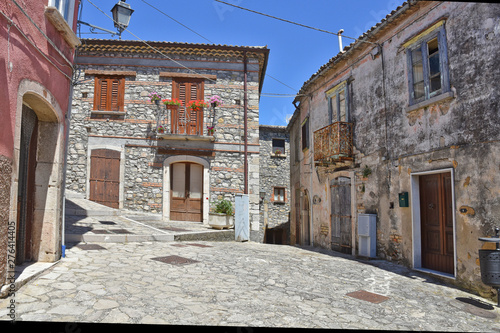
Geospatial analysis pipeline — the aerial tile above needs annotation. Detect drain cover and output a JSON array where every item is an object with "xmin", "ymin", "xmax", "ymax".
[
  {"xmin": 186, "ymin": 243, "xmax": 212, "ymax": 248},
  {"xmin": 76, "ymin": 244, "xmax": 107, "ymax": 250},
  {"xmin": 170, "ymin": 244, "xmax": 189, "ymax": 247},
  {"xmin": 91, "ymin": 230, "xmax": 111, "ymax": 234},
  {"xmin": 99, "ymin": 221, "xmax": 117, "ymax": 225},
  {"xmin": 346, "ymin": 290, "xmax": 389, "ymax": 304},
  {"xmin": 151, "ymin": 255, "xmax": 199, "ymax": 265},
  {"xmin": 109, "ymin": 229, "xmax": 133, "ymax": 234}
]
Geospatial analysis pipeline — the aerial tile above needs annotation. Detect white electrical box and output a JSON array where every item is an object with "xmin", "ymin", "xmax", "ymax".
[{"xmin": 358, "ymin": 213, "xmax": 377, "ymax": 258}]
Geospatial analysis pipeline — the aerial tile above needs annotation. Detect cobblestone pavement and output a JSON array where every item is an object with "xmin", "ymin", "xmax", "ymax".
[{"xmin": 1, "ymin": 240, "xmax": 499, "ymax": 331}]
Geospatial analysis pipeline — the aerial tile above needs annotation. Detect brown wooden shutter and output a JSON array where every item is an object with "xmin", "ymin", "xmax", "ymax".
[{"xmin": 94, "ymin": 76, "xmax": 125, "ymax": 111}]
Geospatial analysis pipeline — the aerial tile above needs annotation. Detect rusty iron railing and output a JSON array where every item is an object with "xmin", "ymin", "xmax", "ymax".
[
  {"xmin": 156, "ymin": 105, "xmax": 205, "ymax": 136},
  {"xmin": 313, "ymin": 121, "xmax": 354, "ymax": 162}
]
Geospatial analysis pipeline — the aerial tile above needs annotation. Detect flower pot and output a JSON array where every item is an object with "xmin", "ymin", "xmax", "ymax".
[
  {"xmin": 165, "ymin": 104, "xmax": 179, "ymax": 110},
  {"xmin": 209, "ymin": 213, "xmax": 234, "ymax": 230}
]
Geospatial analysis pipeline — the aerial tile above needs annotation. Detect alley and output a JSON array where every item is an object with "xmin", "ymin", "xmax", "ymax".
[{"xmin": 1, "ymin": 240, "xmax": 499, "ymax": 330}]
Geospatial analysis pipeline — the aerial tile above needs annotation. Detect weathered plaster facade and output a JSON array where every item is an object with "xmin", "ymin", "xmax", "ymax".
[
  {"xmin": 259, "ymin": 125, "xmax": 290, "ymax": 244},
  {"xmin": 288, "ymin": 1, "xmax": 500, "ymax": 299},
  {"xmin": 67, "ymin": 39, "xmax": 269, "ymax": 241},
  {"xmin": 0, "ymin": 1, "xmax": 80, "ymax": 297}
]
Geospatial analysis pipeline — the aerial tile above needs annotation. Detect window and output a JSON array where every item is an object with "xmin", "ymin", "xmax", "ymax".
[
  {"xmin": 172, "ymin": 79, "xmax": 204, "ymax": 135},
  {"xmin": 301, "ymin": 117, "xmax": 309, "ymax": 151},
  {"xmin": 93, "ymin": 76, "xmax": 125, "ymax": 112},
  {"xmin": 326, "ymin": 82, "xmax": 349, "ymax": 123},
  {"xmin": 406, "ymin": 24, "xmax": 450, "ymax": 106},
  {"xmin": 272, "ymin": 138, "xmax": 285, "ymax": 155},
  {"xmin": 273, "ymin": 187, "xmax": 286, "ymax": 203},
  {"xmin": 49, "ymin": 0, "xmax": 76, "ymax": 26}
]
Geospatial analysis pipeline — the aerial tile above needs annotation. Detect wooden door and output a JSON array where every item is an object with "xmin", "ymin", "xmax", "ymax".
[
  {"xmin": 170, "ymin": 162, "xmax": 203, "ymax": 222},
  {"xmin": 331, "ymin": 177, "xmax": 352, "ymax": 254},
  {"xmin": 295, "ymin": 188, "xmax": 301, "ymax": 245},
  {"xmin": 16, "ymin": 105, "xmax": 38, "ymax": 264},
  {"xmin": 302, "ymin": 193, "xmax": 310, "ymax": 245},
  {"xmin": 419, "ymin": 173, "xmax": 454, "ymax": 274},
  {"xmin": 89, "ymin": 149, "xmax": 120, "ymax": 209},
  {"xmin": 173, "ymin": 79, "xmax": 203, "ymax": 135}
]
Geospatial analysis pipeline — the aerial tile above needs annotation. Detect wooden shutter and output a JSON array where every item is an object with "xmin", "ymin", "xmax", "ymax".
[
  {"xmin": 94, "ymin": 76, "xmax": 125, "ymax": 111},
  {"xmin": 173, "ymin": 79, "xmax": 204, "ymax": 135}
]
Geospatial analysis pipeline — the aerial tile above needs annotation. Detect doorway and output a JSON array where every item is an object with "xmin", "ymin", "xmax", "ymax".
[
  {"xmin": 16, "ymin": 105, "xmax": 38, "ymax": 264},
  {"xmin": 170, "ymin": 162, "xmax": 203, "ymax": 222},
  {"xmin": 89, "ymin": 149, "xmax": 121, "ymax": 209},
  {"xmin": 330, "ymin": 176, "xmax": 352, "ymax": 254},
  {"xmin": 411, "ymin": 169, "xmax": 456, "ymax": 276}
]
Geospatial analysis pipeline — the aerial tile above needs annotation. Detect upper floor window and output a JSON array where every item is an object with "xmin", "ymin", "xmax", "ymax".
[
  {"xmin": 301, "ymin": 117, "xmax": 309, "ymax": 151},
  {"xmin": 406, "ymin": 24, "xmax": 450, "ymax": 106},
  {"xmin": 93, "ymin": 76, "xmax": 125, "ymax": 112},
  {"xmin": 49, "ymin": 0, "xmax": 76, "ymax": 27},
  {"xmin": 273, "ymin": 187, "xmax": 286, "ymax": 203},
  {"xmin": 272, "ymin": 138, "xmax": 285, "ymax": 155},
  {"xmin": 326, "ymin": 82, "xmax": 349, "ymax": 123}
]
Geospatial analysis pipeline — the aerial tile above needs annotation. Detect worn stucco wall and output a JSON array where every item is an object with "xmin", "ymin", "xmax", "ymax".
[{"xmin": 290, "ymin": 1, "xmax": 500, "ymax": 299}]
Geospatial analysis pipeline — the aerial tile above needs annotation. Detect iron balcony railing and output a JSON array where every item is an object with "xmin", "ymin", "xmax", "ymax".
[
  {"xmin": 156, "ymin": 105, "xmax": 207, "ymax": 136},
  {"xmin": 313, "ymin": 121, "xmax": 354, "ymax": 162}
]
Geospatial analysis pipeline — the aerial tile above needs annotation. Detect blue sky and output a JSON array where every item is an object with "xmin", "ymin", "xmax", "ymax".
[{"xmin": 78, "ymin": 0, "xmax": 405, "ymax": 126}]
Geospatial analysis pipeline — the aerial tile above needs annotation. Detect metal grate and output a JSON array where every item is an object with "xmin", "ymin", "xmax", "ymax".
[
  {"xmin": 346, "ymin": 290, "xmax": 389, "ymax": 304},
  {"xmin": 151, "ymin": 255, "xmax": 199, "ymax": 265},
  {"xmin": 99, "ymin": 221, "xmax": 117, "ymax": 225},
  {"xmin": 76, "ymin": 244, "xmax": 107, "ymax": 250},
  {"xmin": 109, "ymin": 229, "xmax": 133, "ymax": 234}
]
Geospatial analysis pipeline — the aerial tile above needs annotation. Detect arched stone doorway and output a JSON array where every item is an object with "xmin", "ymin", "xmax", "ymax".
[{"xmin": 10, "ymin": 81, "xmax": 65, "ymax": 264}]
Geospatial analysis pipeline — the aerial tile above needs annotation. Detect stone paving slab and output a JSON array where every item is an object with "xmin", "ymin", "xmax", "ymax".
[{"xmin": 1, "ymin": 241, "xmax": 499, "ymax": 331}]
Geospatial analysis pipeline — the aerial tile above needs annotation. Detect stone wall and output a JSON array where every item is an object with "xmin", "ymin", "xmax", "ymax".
[
  {"xmin": 67, "ymin": 42, "xmax": 265, "ymax": 234},
  {"xmin": 0, "ymin": 155, "xmax": 12, "ymax": 293},
  {"xmin": 259, "ymin": 125, "xmax": 290, "ymax": 244}
]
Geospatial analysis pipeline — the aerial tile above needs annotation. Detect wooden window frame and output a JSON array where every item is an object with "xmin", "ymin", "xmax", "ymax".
[
  {"xmin": 272, "ymin": 186, "xmax": 286, "ymax": 204},
  {"xmin": 301, "ymin": 117, "xmax": 309, "ymax": 151},
  {"xmin": 93, "ymin": 76, "xmax": 125, "ymax": 113},
  {"xmin": 406, "ymin": 25, "xmax": 450, "ymax": 106},
  {"xmin": 326, "ymin": 81, "xmax": 349, "ymax": 123}
]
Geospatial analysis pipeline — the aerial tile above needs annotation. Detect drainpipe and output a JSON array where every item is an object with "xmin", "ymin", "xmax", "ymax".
[{"xmin": 243, "ymin": 51, "xmax": 248, "ymax": 195}]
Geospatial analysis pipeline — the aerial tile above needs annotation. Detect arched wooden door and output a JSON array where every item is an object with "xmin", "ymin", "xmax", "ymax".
[
  {"xmin": 170, "ymin": 162, "xmax": 203, "ymax": 222},
  {"xmin": 16, "ymin": 105, "xmax": 38, "ymax": 264}
]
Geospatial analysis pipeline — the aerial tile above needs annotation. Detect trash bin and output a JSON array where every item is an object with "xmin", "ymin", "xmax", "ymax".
[{"xmin": 478, "ymin": 226, "xmax": 500, "ymax": 307}]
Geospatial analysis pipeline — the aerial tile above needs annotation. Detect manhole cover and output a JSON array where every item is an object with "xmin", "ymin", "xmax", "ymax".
[
  {"xmin": 91, "ymin": 230, "xmax": 111, "ymax": 234},
  {"xmin": 109, "ymin": 229, "xmax": 133, "ymax": 234},
  {"xmin": 151, "ymin": 255, "xmax": 199, "ymax": 266},
  {"xmin": 161, "ymin": 227, "xmax": 190, "ymax": 232},
  {"xmin": 76, "ymin": 244, "xmax": 107, "ymax": 250},
  {"xmin": 99, "ymin": 221, "xmax": 117, "ymax": 225},
  {"xmin": 170, "ymin": 244, "xmax": 189, "ymax": 247},
  {"xmin": 346, "ymin": 290, "xmax": 389, "ymax": 304},
  {"xmin": 186, "ymin": 243, "xmax": 212, "ymax": 248}
]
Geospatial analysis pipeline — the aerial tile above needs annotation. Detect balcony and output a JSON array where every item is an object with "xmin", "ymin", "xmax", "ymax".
[
  {"xmin": 313, "ymin": 121, "xmax": 354, "ymax": 165},
  {"xmin": 155, "ymin": 105, "xmax": 215, "ymax": 142}
]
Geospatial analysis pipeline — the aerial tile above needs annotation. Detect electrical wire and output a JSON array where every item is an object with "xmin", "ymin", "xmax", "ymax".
[
  {"xmin": 214, "ymin": 0, "xmax": 377, "ymax": 45},
  {"xmin": 139, "ymin": 0, "xmax": 214, "ymax": 43}
]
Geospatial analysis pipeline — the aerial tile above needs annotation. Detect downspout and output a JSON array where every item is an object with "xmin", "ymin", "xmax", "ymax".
[{"xmin": 243, "ymin": 51, "xmax": 248, "ymax": 195}]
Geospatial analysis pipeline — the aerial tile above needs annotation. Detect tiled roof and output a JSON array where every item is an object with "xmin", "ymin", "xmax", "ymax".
[
  {"xmin": 295, "ymin": 0, "xmax": 418, "ymax": 98},
  {"xmin": 77, "ymin": 38, "xmax": 269, "ymax": 58}
]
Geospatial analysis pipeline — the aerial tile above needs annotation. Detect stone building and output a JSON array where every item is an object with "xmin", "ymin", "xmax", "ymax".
[
  {"xmin": 288, "ymin": 0, "xmax": 500, "ymax": 299},
  {"xmin": 259, "ymin": 125, "xmax": 290, "ymax": 244},
  {"xmin": 66, "ymin": 38, "xmax": 269, "ymax": 241},
  {"xmin": 0, "ymin": 0, "xmax": 80, "ymax": 297}
]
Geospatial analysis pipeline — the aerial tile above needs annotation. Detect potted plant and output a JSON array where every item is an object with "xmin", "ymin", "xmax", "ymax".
[
  {"xmin": 149, "ymin": 91, "xmax": 162, "ymax": 104},
  {"xmin": 207, "ymin": 126, "xmax": 215, "ymax": 136},
  {"xmin": 274, "ymin": 149, "xmax": 282, "ymax": 156},
  {"xmin": 187, "ymin": 100, "xmax": 209, "ymax": 111},
  {"xmin": 209, "ymin": 95, "xmax": 222, "ymax": 108},
  {"xmin": 157, "ymin": 125, "xmax": 165, "ymax": 134},
  {"xmin": 162, "ymin": 98, "xmax": 183, "ymax": 109},
  {"xmin": 209, "ymin": 199, "xmax": 234, "ymax": 229}
]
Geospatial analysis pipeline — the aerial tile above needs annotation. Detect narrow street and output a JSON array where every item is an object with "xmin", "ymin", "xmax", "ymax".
[{"xmin": 1, "ymin": 237, "xmax": 499, "ymax": 330}]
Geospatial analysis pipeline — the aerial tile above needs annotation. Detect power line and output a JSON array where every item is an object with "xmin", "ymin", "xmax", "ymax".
[
  {"xmin": 214, "ymin": 0, "xmax": 377, "ymax": 45},
  {"xmin": 139, "ymin": 0, "xmax": 214, "ymax": 43}
]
